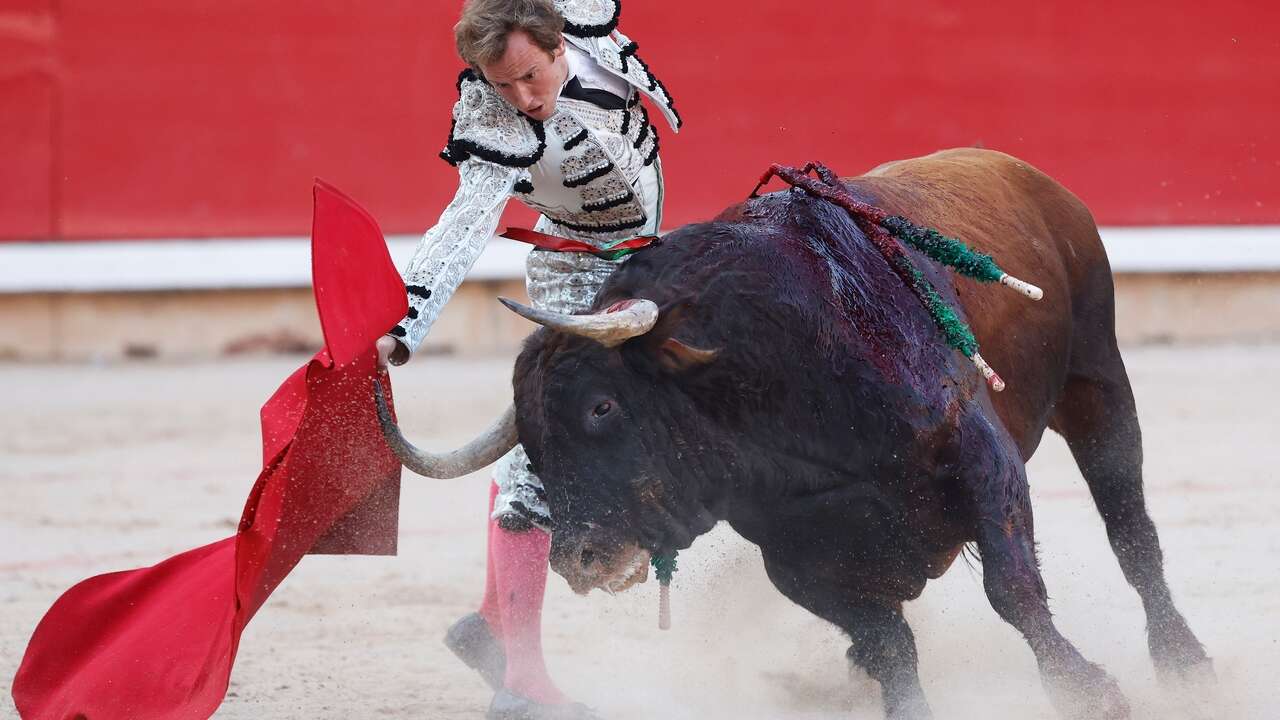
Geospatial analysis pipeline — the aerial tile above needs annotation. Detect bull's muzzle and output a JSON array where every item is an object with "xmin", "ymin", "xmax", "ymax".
[{"xmin": 550, "ymin": 531, "xmax": 651, "ymax": 596}]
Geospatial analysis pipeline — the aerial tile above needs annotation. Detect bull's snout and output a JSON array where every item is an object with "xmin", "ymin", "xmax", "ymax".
[{"xmin": 550, "ymin": 531, "xmax": 651, "ymax": 596}]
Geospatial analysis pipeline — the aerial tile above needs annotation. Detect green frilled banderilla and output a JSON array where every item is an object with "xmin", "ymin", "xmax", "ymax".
[{"xmin": 750, "ymin": 161, "xmax": 1045, "ymax": 391}]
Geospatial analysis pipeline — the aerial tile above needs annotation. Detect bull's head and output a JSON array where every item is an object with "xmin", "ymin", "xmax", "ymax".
[
  {"xmin": 374, "ymin": 290, "xmax": 729, "ymax": 596},
  {"xmin": 376, "ymin": 221, "xmax": 818, "ymax": 595},
  {"xmin": 501, "ymin": 296, "xmax": 726, "ymax": 594}
]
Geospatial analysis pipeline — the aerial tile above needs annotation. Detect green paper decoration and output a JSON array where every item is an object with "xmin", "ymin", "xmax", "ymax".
[
  {"xmin": 881, "ymin": 215, "xmax": 1005, "ymax": 283},
  {"xmin": 904, "ymin": 264, "xmax": 980, "ymax": 358},
  {"xmin": 652, "ymin": 552, "xmax": 678, "ymax": 584}
]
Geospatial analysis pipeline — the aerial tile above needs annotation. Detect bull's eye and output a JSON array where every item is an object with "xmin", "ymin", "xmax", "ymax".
[{"xmin": 592, "ymin": 401, "xmax": 613, "ymax": 418}]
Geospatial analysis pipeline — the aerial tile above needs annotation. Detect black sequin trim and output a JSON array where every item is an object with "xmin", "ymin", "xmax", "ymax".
[
  {"xmin": 561, "ymin": 0, "xmax": 621, "ymax": 38},
  {"xmin": 632, "ymin": 116, "xmax": 649, "ymax": 149},
  {"xmin": 439, "ymin": 119, "xmax": 462, "ymax": 166},
  {"xmin": 497, "ymin": 510, "xmax": 535, "ymax": 532},
  {"xmin": 514, "ymin": 178, "xmax": 534, "ymax": 194},
  {"xmin": 628, "ymin": 54, "xmax": 657, "ymax": 96},
  {"xmin": 619, "ymin": 40, "xmax": 639, "ymax": 74},
  {"xmin": 549, "ymin": 214, "xmax": 647, "ymax": 234},
  {"xmin": 652, "ymin": 74, "xmax": 682, "ymax": 128},
  {"xmin": 630, "ymin": 53, "xmax": 683, "ymax": 129},
  {"xmin": 439, "ymin": 70, "xmax": 475, "ymax": 166},
  {"xmin": 583, "ymin": 189, "xmax": 635, "ymax": 212},
  {"xmin": 445, "ymin": 121, "xmax": 546, "ymax": 168},
  {"xmin": 619, "ymin": 105, "xmax": 633, "ymax": 136},
  {"xmin": 407, "ymin": 285, "xmax": 433, "ymax": 299},
  {"xmin": 508, "ymin": 501, "xmax": 552, "ymax": 530},
  {"xmin": 644, "ymin": 125, "xmax": 661, "ymax": 166},
  {"xmin": 563, "ymin": 162, "xmax": 614, "ymax": 188},
  {"xmin": 563, "ymin": 128, "xmax": 588, "ymax": 151}
]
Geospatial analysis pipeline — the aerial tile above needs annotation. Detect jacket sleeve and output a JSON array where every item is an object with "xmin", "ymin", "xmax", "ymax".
[{"xmin": 389, "ymin": 158, "xmax": 517, "ymax": 358}]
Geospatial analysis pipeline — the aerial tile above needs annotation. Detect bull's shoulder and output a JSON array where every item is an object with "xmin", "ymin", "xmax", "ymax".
[
  {"xmin": 864, "ymin": 147, "xmax": 1030, "ymax": 177},
  {"xmin": 846, "ymin": 147, "xmax": 1102, "ymax": 280},
  {"xmin": 858, "ymin": 149, "xmax": 1102, "ymax": 249},
  {"xmin": 858, "ymin": 149, "xmax": 1063, "ymax": 209},
  {"xmin": 850, "ymin": 148, "xmax": 1111, "ymax": 454}
]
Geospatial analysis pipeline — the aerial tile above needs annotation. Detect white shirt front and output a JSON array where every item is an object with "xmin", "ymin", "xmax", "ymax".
[{"xmin": 564, "ymin": 43, "xmax": 631, "ymax": 102}]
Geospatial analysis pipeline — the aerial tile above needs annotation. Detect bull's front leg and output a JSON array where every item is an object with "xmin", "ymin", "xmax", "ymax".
[
  {"xmin": 839, "ymin": 601, "xmax": 932, "ymax": 720},
  {"xmin": 957, "ymin": 412, "xmax": 1130, "ymax": 720},
  {"xmin": 760, "ymin": 554, "xmax": 932, "ymax": 719}
]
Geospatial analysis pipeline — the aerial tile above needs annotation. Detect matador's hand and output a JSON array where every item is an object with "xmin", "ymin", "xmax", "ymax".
[{"xmin": 375, "ymin": 335, "xmax": 408, "ymax": 370}]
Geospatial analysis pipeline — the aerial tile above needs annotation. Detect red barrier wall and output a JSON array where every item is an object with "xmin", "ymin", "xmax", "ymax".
[
  {"xmin": 0, "ymin": 0, "xmax": 56, "ymax": 239},
  {"xmin": 1, "ymin": 1, "xmax": 1277, "ymax": 241}
]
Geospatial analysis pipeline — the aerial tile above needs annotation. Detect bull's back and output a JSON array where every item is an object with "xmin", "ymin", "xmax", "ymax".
[{"xmin": 851, "ymin": 148, "xmax": 1112, "ymax": 458}]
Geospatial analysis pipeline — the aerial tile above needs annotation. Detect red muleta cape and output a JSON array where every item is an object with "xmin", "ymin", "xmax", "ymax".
[{"xmin": 12, "ymin": 181, "xmax": 409, "ymax": 719}]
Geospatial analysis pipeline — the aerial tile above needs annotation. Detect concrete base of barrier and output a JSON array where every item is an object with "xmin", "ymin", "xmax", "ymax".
[
  {"xmin": 0, "ymin": 279, "xmax": 528, "ymax": 363},
  {"xmin": 1, "ymin": 273, "xmax": 1277, "ymax": 362}
]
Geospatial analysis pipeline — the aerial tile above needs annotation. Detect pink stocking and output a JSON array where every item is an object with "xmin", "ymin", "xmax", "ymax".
[
  {"xmin": 477, "ymin": 482, "xmax": 503, "ymax": 638},
  {"xmin": 491, "ymin": 522, "xmax": 565, "ymax": 704}
]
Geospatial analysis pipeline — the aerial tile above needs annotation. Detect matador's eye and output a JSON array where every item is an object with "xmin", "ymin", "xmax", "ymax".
[{"xmin": 592, "ymin": 401, "xmax": 614, "ymax": 418}]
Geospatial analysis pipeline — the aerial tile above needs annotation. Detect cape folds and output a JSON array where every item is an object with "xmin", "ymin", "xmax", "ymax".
[{"xmin": 11, "ymin": 182, "xmax": 409, "ymax": 720}]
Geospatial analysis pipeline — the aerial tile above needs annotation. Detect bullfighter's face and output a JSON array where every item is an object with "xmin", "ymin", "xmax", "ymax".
[
  {"xmin": 479, "ymin": 30, "xmax": 568, "ymax": 122},
  {"xmin": 514, "ymin": 330, "xmax": 723, "ymax": 595}
]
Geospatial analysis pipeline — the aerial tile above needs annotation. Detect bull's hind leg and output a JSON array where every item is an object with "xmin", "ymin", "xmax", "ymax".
[
  {"xmin": 1051, "ymin": 360, "xmax": 1211, "ymax": 681},
  {"xmin": 959, "ymin": 414, "xmax": 1130, "ymax": 719}
]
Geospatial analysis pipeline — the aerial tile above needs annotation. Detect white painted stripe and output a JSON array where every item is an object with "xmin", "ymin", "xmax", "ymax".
[
  {"xmin": 1101, "ymin": 226, "xmax": 1280, "ymax": 273},
  {"xmin": 0, "ymin": 226, "xmax": 1276, "ymax": 293},
  {"xmin": 0, "ymin": 235, "xmax": 531, "ymax": 293}
]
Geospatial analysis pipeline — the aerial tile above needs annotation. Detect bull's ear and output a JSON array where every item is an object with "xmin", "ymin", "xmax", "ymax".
[{"xmin": 657, "ymin": 337, "xmax": 718, "ymax": 373}]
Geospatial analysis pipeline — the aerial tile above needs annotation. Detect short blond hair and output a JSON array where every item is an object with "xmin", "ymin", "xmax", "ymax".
[{"xmin": 455, "ymin": 0, "xmax": 565, "ymax": 68}]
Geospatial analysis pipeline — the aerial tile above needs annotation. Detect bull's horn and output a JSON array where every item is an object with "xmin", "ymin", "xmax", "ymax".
[
  {"xmin": 499, "ymin": 297, "xmax": 659, "ymax": 348},
  {"xmin": 373, "ymin": 379, "xmax": 517, "ymax": 479}
]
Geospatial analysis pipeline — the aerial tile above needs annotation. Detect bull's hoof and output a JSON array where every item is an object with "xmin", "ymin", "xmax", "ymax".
[
  {"xmin": 1156, "ymin": 658, "xmax": 1219, "ymax": 720},
  {"xmin": 444, "ymin": 612, "xmax": 505, "ymax": 691},
  {"xmin": 486, "ymin": 689, "xmax": 602, "ymax": 720},
  {"xmin": 1154, "ymin": 654, "xmax": 1216, "ymax": 689},
  {"xmin": 884, "ymin": 693, "xmax": 933, "ymax": 720},
  {"xmin": 1043, "ymin": 663, "xmax": 1130, "ymax": 720},
  {"xmin": 1149, "ymin": 618, "xmax": 1213, "ymax": 687},
  {"xmin": 1152, "ymin": 609, "xmax": 1208, "ymax": 676}
]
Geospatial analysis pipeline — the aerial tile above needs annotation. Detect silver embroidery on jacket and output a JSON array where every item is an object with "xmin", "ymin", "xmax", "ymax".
[
  {"xmin": 554, "ymin": 0, "xmax": 619, "ymax": 31},
  {"xmin": 394, "ymin": 160, "xmax": 517, "ymax": 352},
  {"xmin": 442, "ymin": 73, "xmax": 546, "ymax": 167},
  {"xmin": 581, "ymin": 175, "xmax": 634, "ymax": 210},
  {"xmin": 561, "ymin": 146, "xmax": 612, "ymax": 187}
]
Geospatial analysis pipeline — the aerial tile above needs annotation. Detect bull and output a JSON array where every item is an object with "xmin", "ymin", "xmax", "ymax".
[{"xmin": 378, "ymin": 149, "xmax": 1210, "ymax": 719}]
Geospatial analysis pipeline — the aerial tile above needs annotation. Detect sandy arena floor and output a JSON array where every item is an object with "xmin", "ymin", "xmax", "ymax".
[{"xmin": 2, "ymin": 344, "xmax": 1278, "ymax": 719}]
